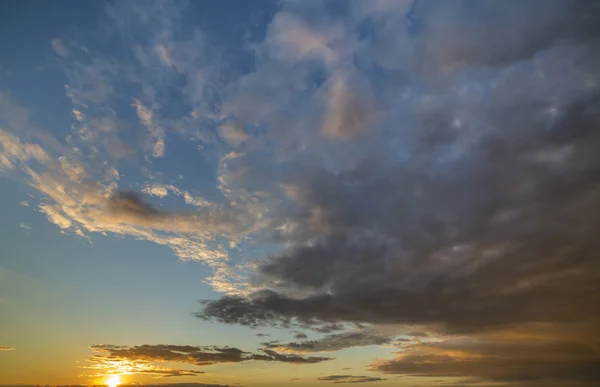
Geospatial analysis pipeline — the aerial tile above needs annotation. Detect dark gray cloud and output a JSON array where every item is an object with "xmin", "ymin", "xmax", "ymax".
[
  {"xmin": 198, "ymin": 0, "xmax": 600, "ymax": 338},
  {"xmin": 294, "ymin": 332, "xmax": 308, "ymax": 340},
  {"xmin": 372, "ymin": 332, "xmax": 600, "ymax": 386},
  {"xmin": 263, "ymin": 330, "xmax": 394, "ymax": 353},
  {"xmin": 253, "ymin": 349, "xmax": 331, "ymax": 364},
  {"xmin": 90, "ymin": 344, "xmax": 331, "ymax": 366},
  {"xmin": 317, "ymin": 375, "xmax": 385, "ymax": 384},
  {"xmin": 195, "ymin": 2, "xmax": 600, "ymax": 385}
]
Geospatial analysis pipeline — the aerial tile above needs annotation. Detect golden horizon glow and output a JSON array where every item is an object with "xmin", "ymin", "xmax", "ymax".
[{"xmin": 105, "ymin": 374, "xmax": 121, "ymax": 387}]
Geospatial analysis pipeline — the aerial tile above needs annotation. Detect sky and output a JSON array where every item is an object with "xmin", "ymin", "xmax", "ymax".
[{"xmin": 0, "ymin": 0, "xmax": 599, "ymax": 386}]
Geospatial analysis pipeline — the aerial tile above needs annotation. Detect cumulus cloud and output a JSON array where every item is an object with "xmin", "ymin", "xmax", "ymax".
[
  {"xmin": 317, "ymin": 375, "xmax": 385, "ymax": 384},
  {"xmin": 198, "ymin": 0, "xmax": 600, "ymax": 338}
]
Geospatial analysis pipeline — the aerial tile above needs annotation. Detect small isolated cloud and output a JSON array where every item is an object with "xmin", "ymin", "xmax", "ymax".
[
  {"xmin": 0, "ymin": 346, "xmax": 14, "ymax": 351},
  {"xmin": 317, "ymin": 375, "xmax": 385, "ymax": 384},
  {"xmin": 50, "ymin": 38, "xmax": 69, "ymax": 57},
  {"xmin": 19, "ymin": 223, "xmax": 31, "ymax": 230},
  {"xmin": 19, "ymin": 200, "xmax": 29, "ymax": 207},
  {"xmin": 132, "ymin": 99, "xmax": 165, "ymax": 158}
]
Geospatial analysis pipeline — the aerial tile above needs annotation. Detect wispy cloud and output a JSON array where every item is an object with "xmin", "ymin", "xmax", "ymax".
[
  {"xmin": 263, "ymin": 329, "xmax": 394, "ymax": 353},
  {"xmin": 317, "ymin": 375, "xmax": 385, "ymax": 384},
  {"xmin": 86, "ymin": 343, "xmax": 331, "ymax": 374},
  {"xmin": 0, "ymin": 346, "xmax": 14, "ymax": 351}
]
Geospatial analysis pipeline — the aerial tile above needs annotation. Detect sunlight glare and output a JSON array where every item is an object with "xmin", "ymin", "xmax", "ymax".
[{"xmin": 106, "ymin": 374, "xmax": 121, "ymax": 387}]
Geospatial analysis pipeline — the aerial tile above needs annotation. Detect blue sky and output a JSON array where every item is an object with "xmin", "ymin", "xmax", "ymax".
[{"xmin": 1, "ymin": 1, "xmax": 600, "ymax": 387}]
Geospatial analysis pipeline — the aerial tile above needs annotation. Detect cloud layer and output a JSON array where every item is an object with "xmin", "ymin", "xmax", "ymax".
[
  {"xmin": 87, "ymin": 343, "xmax": 330, "ymax": 376},
  {"xmin": 317, "ymin": 375, "xmax": 385, "ymax": 384},
  {"xmin": 2, "ymin": 0, "xmax": 600, "ymax": 386}
]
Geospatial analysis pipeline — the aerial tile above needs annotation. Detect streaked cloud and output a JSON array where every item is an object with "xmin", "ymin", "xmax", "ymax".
[
  {"xmin": 88, "ymin": 343, "xmax": 331, "ymax": 371},
  {"xmin": 263, "ymin": 329, "xmax": 394, "ymax": 353},
  {"xmin": 0, "ymin": 346, "xmax": 14, "ymax": 351},
  {"xmin": 372, "ymin": 328, "xmax": 600, "ymax": 385},
  {"xmin": 50, "ymin": 38, "xmax": 69, "ymax": 57},
  {"xmin": 317, "ymin": 375, "xmax": 385, "ymax": 384}
]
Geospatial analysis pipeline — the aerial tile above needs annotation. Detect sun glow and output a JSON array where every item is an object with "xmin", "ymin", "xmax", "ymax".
[{"xmin": 106, "ymin": 374, "xmax": 121, "ymax": 387}]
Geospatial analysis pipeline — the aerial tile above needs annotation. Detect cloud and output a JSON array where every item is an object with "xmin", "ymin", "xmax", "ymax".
[
  {"xmin": 263, "ymin": 329, "xmax": 394, "ymax": 353},
  {"xmin": 371, "ymin": 329, "xmax": 600, "ymax": 385},
  {"xmin": 320, "ymin": 71, "xmax": 378, "ymax": 139},
  {"xmin": 218, "ymin": 124, "xmax": 249, "ymax": 147},
  {"xmin": 50, "ymin": 39, "xmax": 69, "ymax": 57},
  {"xmin": 317, "ymin": 375, "xmax": 385, "ymax": 384},
  {"xmin": 89, "ymin": 343, "xmax": 331, "ymax": 368},
  {"xmin": 0, "ymin": 346, "xmax": 14, "ymax": 351},
  {"xmin": 3, "ymin": 4, "xmax": 600, "ymax": 386},
  {"xmin": 132, "ymin": 99, "xmax": 165, "ymax": 158},
  {"xmin": 198, "ymin": 0, "xmax": 600, "ymax": 337}
]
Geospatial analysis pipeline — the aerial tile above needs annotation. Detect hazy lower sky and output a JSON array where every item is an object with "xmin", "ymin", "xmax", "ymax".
[{"xmin": 1, "ymin": 1, "xmax": 599, "ymax": 387}]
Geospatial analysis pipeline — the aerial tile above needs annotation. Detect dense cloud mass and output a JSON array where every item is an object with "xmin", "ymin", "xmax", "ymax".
[
  {"xmin": 372, "ymin": 329, "xmax": 600, "ymax": 385},
  {"xmin": 198, "ymin": 0, "xmax": 600, "ymax": 338}
]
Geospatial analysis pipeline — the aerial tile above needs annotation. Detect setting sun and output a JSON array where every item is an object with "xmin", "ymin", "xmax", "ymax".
[{"xmin": 105, "ymin": 374, "xmax": 120, "ymax": 387}]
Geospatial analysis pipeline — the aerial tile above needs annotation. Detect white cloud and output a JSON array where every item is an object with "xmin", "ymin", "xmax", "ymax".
[
  {"xmin": 218, "ymin": 123, "xmax": 249, "ymax": 147},
  {"xmin": 50, "ymin": 38, "xmax": 69, "ymax": 57}
]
